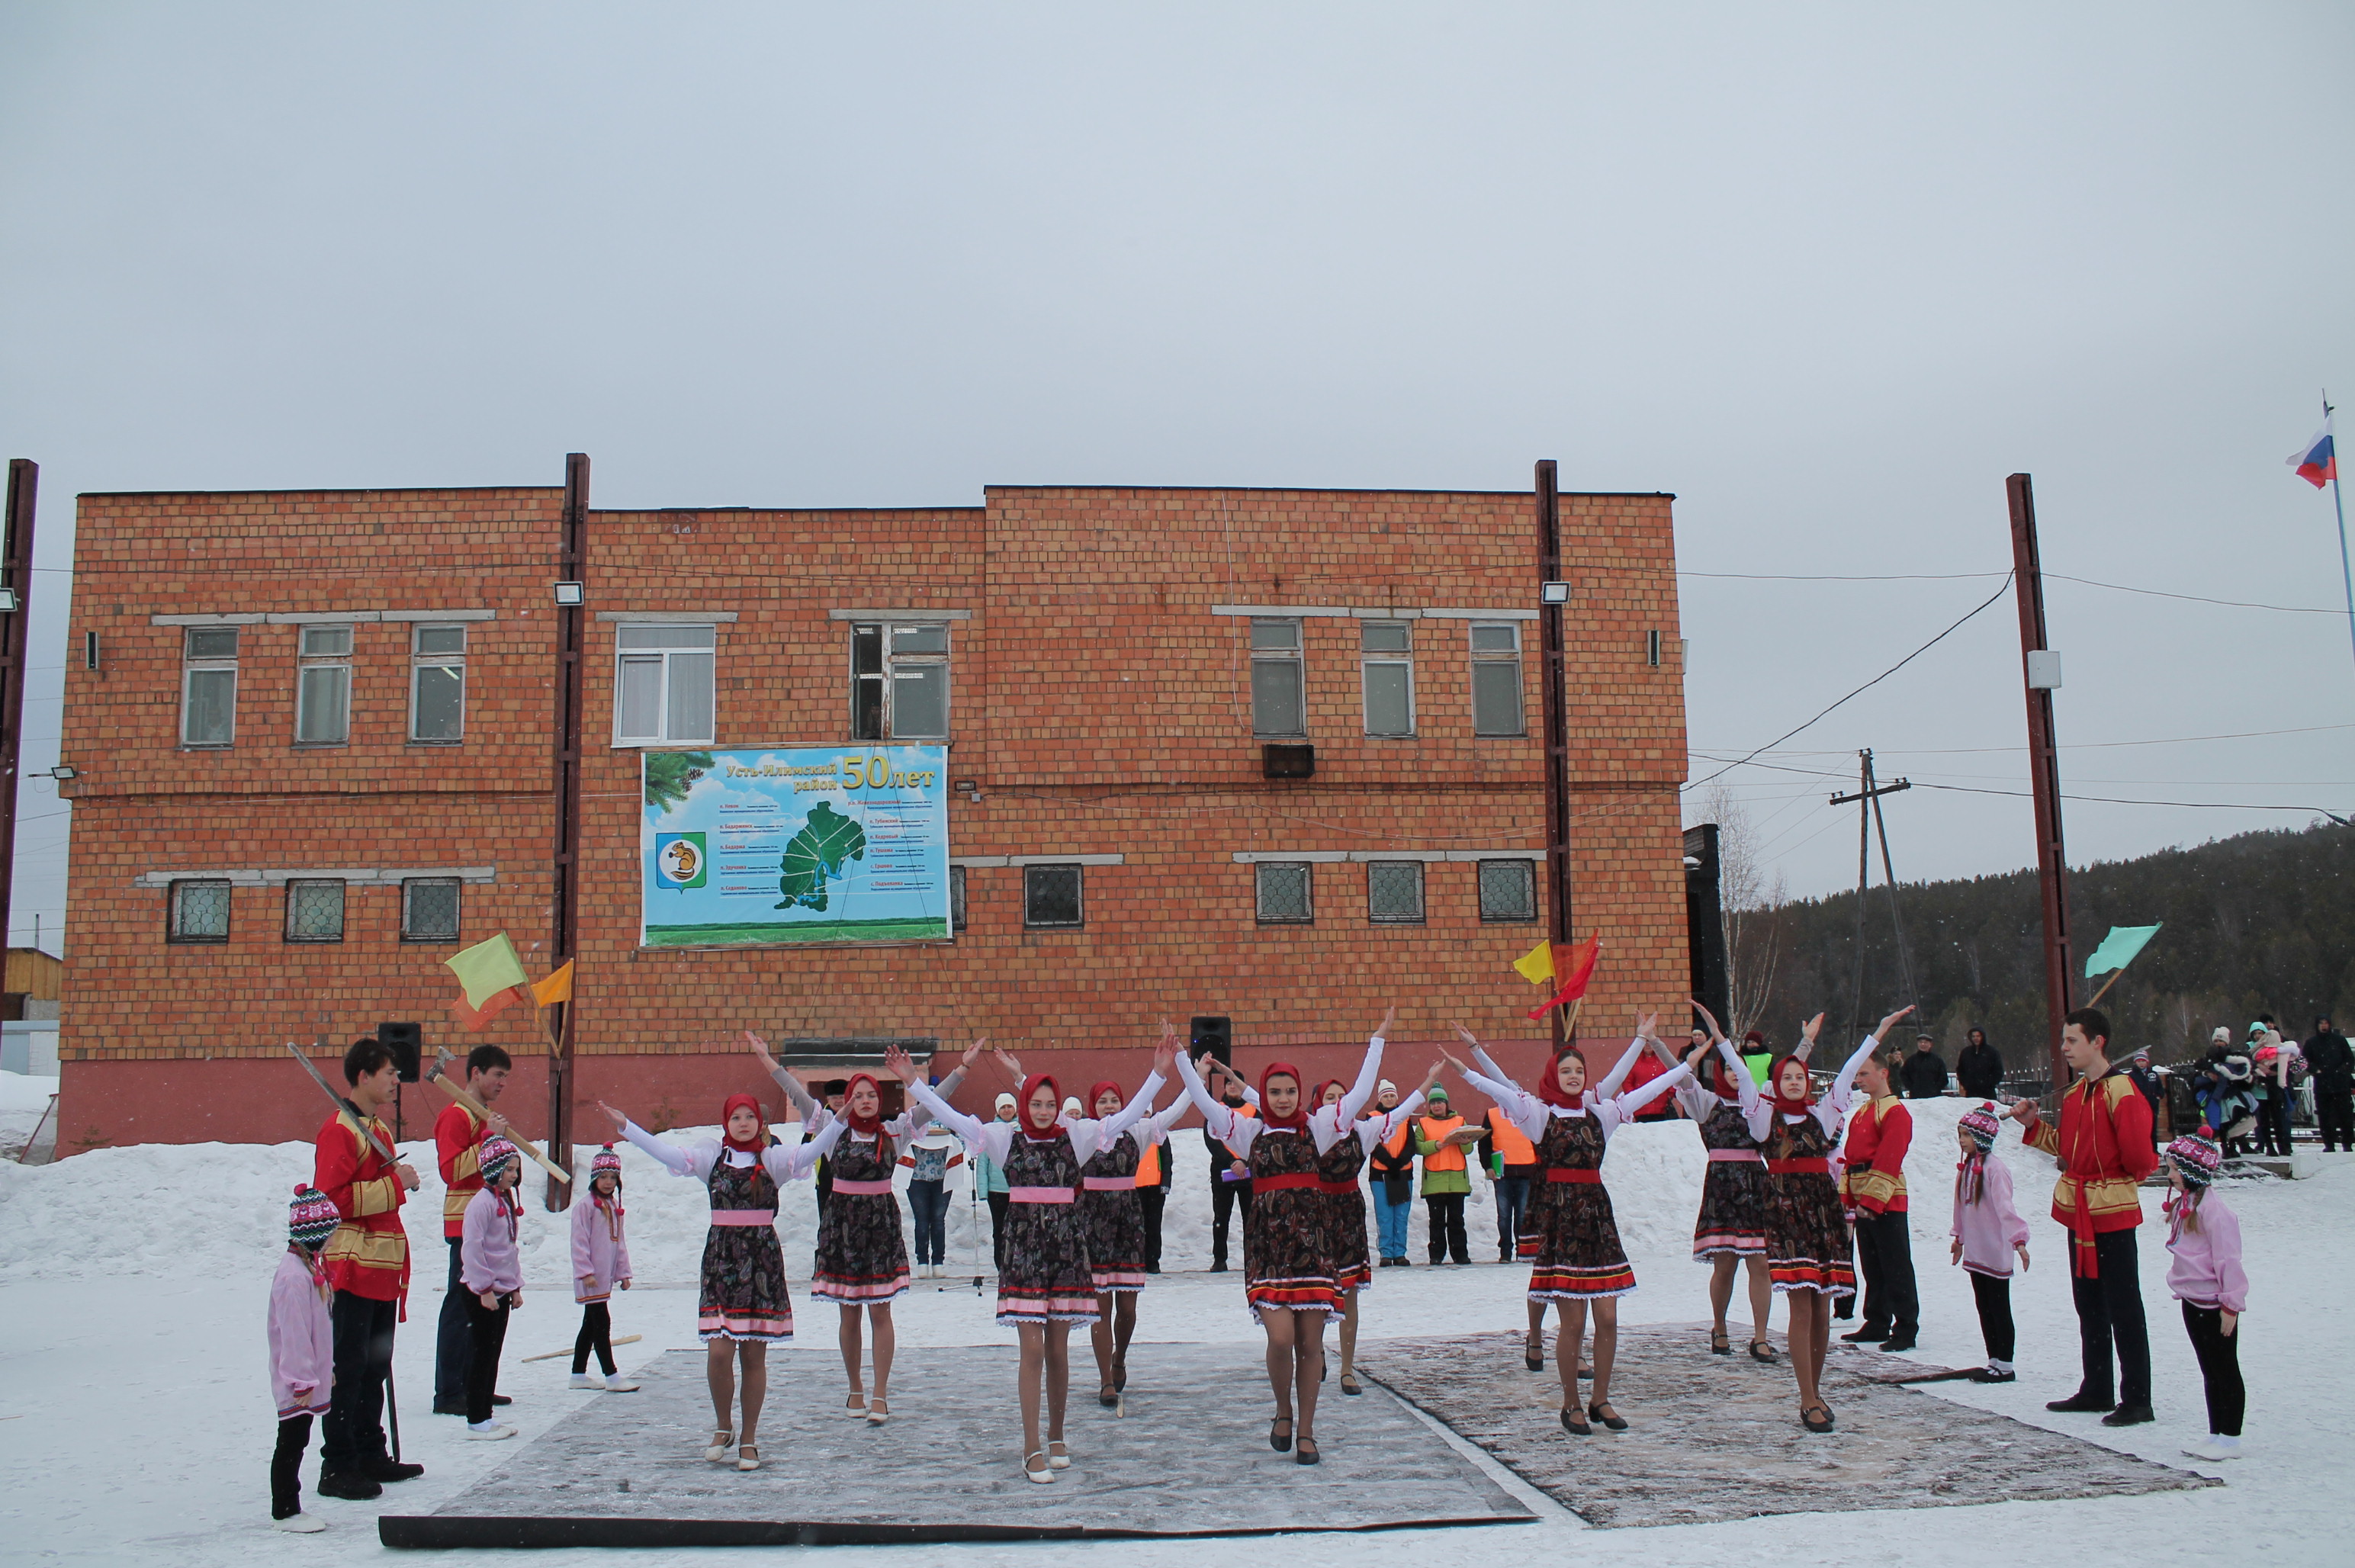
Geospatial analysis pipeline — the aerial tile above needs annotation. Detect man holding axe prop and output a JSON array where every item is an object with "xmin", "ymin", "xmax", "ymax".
[
  {"xmin": 292, "ymin": 1036, "xmax": 426, "ymax": 1498},
  {"xmin": 428, "ymin": 1044, "xmax": 522, "ymax": 1417}
]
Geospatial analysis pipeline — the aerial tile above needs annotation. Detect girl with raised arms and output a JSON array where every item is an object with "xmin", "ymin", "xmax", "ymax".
[
  {"xmin": 1445, "ymin": 1014, "xmax": 1690, "ymax": 1435},
  {"xmin": 1313, "ymin": 1055, "xmax": 1446, "ymax": 1396},
  {"xmin": 884, "ymin": 1034, "xmax": 1174, "ymax": 1483},
  {"xmin": 596, "ymin": 1090, "xmax": 844, "ymax": 1473},
  {"xmin": 1681, "ymin": 1001, "xmax": 1776, "ymax": 1362},
  {"xmin": 1171, "ymin": 1005, "xmax": 1396, "ymax": 1466},
  {"xmin": 1060, "ymin": 1059, "xmax": 1197, "ymax": 1407}
]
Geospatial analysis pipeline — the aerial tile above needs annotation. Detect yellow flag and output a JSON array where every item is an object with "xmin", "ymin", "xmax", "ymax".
[
  {"xmin": 531, "ymin": 959, "xmax": 576, "ymax": 1007},
  {"xmin": 1512, "ymin": 940, "xmax": 1555, "ymax": 985},
  {"xmin": 445, "ymin": 933, "xmax": 532, "ymax": 1008}
]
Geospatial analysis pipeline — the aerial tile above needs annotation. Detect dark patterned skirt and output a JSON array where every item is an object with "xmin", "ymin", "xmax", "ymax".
[
  {"xmin": 1079, "ymin": 1188, "xmax": 1147, "ymax": 1293},
  {"xmin": 699, "ymin": 1224, "xmax": 793, "ymax": 1342},
  {"xmin": 809, "ymin": 1190, "xmax": 910, "ymax": 1306},
  {"xmin": 1693, "ymin": 1159, "xmax": 1769, "ymax": 1260},
  {"xmin": 1244, "ymin": 1187, "xmax": 1338, "ymax": 1321},
  {"xmin": 1325, "ymin": 1187, "xmax": 1373, "ymax": 1293},
  {"xmin": 1764, "ymin": 1171, "xmax": 1856, "ymax": 1296},
  {"xmin": 999, "ymin": 1200, "xmax": 1098, "ymax": 1327},
  {"xmin": 1520, "ymin": 1180, "xmax": 1636, "ymax": 1300}
]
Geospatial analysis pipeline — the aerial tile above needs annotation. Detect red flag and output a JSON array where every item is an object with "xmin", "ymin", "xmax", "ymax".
[
  {"xmin": 1524, "ymin": 935, "xmax": 1601, "ymax": 1020},
  {"xmin": 450, "ymin": 985, "xmax": 526, "ymax": 1032}
]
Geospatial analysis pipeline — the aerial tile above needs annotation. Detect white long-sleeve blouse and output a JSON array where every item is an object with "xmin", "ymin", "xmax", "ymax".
[
  {"xmin": 620, "ymin": 1113, "xmax": 845, "ymax": 1187},
  {"xmin": 901, "ymin": 1071, "xmax": 1165, "ymax": 1169},
  {"xmin": 1172, "ymin": 1036, "xmax": 1386, "ymax": 1157}
]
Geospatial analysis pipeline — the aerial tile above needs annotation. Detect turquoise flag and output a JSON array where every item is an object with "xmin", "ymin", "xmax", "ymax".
[{"xmin": 2084, "ymin": 923, "xmax": 2162, "ymax": 978}]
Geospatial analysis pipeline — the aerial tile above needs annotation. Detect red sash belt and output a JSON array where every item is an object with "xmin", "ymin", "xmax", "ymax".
[
  {"xmin": 1255, "ymin": 1172, "xmax": 1321, "ymax": 1194},
  {"xmin": 1766, "ymin": 1158, "xmax": 1830, "ymax": 1175},
  {"xmin": 830, "ymin": 1178, "xmax": 893, "ymax": 1197},
  {"xmin": 708, "ymin": 1209, "xmax": 777, "ymax": 1226},
  {"xmin": 1081, "ymin": 1176, "xmax": 1135, "ymax": 1192},
  {"xmin": 1008, "ymin": 1186, "xmax": 1075, "ymax": 1205},
  {"xmin": 1543, "ymin": 1168, "xmax": 1602, "ymax": 1184},
  {"xmin": 1315, "ymin": 1179, "xmax": 1358, "ymax": 1195},
  {"xmin": 1706, "ymin": 1149, "xmax": 1763, "ymax": 1164}
]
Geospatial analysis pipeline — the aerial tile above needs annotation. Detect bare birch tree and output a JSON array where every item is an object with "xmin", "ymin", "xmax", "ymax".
[{"xmin": 1698, "ymin": 783, "xmax": 1787, "ymax": 1042}]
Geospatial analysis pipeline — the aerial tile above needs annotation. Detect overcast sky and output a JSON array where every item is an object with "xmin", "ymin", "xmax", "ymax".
[{"xmin": 2, "ymin": 3, "xmax": 2350, "ymax": 950}]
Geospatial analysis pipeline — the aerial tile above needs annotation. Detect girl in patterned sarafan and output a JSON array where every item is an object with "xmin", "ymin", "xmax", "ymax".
[
  {"xmin": 1171, "ymin": 1006, "xmax": 1396, "ymax": 1467},
  {"xmin": 887, "ymin": 1036, "xmax": 1174, "ymax": 1484},
  {"xmin": 1682, "ymin": 1001, "xmax": 1777, "ymax": 1363},
  {"xmin": 747, "ymin": 1032, "xmax": 978, "ymax": 1426},
  {"xmin": 597, "ymin": 1091, "xmax": 844, "ymax": 1473},
  {"xmin": 1313, "ymin": 1056, "xmax": 1444, "ymax": 1396},
  {"xmin": 1068, "ymin": 1062, "xmax": 1194, "ymax": 1408},
  {"xmin": 1448, "ymin": 1014, "xmax": 1690, "ymax": 1436},
  {"xmin": 1714, "ymin": 1004, "xmax": 1914, "ymax": 1434}
]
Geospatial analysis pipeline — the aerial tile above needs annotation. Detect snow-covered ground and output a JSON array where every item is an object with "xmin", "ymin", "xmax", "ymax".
[{"xmin": 1, "ymin": 1088, "xmax": 2344, "ymax": 1565}]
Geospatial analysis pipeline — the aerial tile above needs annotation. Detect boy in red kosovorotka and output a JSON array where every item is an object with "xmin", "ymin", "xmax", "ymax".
[
  {"xmin": 432, "ymin": 1044, "xmax": 512, "ymax": 1416},
  {"xmin": 267, "ymin": 1185, "xmax": 342, "ymax": 1531},
  {"xmin": 1839, "ymin": 1045, "xmax": 1920, "ymax": 1352}
]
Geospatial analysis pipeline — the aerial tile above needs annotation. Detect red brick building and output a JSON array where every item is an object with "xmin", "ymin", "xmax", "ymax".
[{"xmin": 53, "ymin": 474, "xmax": 1688, "ymax": 1152}]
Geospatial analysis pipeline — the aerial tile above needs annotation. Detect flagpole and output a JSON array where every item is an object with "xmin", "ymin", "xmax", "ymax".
[{"xmin": 2329, "ymin": 396, "xmax": 2355, "ymax": 682}]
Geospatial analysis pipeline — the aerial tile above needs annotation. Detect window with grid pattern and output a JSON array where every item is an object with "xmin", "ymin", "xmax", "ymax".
[
  {"xmin": 1366, "ymin": 860, "xmax": 1425, "ymax": 923},
  {"xmin": 169, "ymin": 880, "xmax": 232, "ymax": 942},
  {"xmin": 1023, "ymin": 864, "xmax": 1083, "ymax": 928},
  {"xmin": 1255, "ymin": 862, "xmax": 1313, "ymax": 924},
  {"xmin": 401, "ymin": 878, "xmax": 461, "ymax": 942},
  {"xmin": 1477, "ymin": 860, "xmax": 1536, "ymax": 922},
  {"xmin": 284, "ymin": 879, "xmax": 346, "ymax": 942}
]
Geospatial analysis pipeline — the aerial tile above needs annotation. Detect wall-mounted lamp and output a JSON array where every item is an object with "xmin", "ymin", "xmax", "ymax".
[
  {"xmin": 1540, "ymin": 582, "xmax": 1570, "ymax": 606},
  {"xmin": 48, "ymin": 766, "xmax": 76, "ymax": 781},
  {"xmin": 0, "ymin": 588, "xmax": 19, "ymax": 612},
  {"xmin": 552, "ymin": 582, "xmax": 586, "ymax": 607}
]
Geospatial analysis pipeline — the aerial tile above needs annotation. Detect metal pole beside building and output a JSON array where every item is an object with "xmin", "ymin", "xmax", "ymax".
[
  {"xmin": 2007, "ymin": 473, "xmax": 2074, "ymax": 1098},
  {"xmin": 545, "ymin": 452, "xmax": 589, "ymax": 1210},
  {"xmin": 1536, "ymin": 460, "xmax": 1573, "ymax": 1052},
  {"xmin": 0, "ymin": 461, "xmax": 37, "ymax": 957}
]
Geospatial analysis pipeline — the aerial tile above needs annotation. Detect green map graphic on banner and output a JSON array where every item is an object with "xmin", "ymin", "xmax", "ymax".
[{"xmin": 638, "ymin": 746, "xmax": 950, "ymax": 947}]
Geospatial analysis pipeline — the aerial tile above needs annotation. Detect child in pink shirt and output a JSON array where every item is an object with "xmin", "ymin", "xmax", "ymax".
[
  {"xmin": 268, "ymin": 1186, "xmax": 341, "ymax": 1531},
  {"xmin": 460, "ymin": 1136, "xmax": 526, "ymax": 1441},
  {"xmin": 2163, "ymin": 1126, "xmax": 2249, "ymax": 1462},
  {"xmin": 570, "ymin": 1144, "xmax": 638, "ymax": 1392},
  {"xmin": 1948, "ymin": 1103, "xmax": 2030, "ymax": 1383}
]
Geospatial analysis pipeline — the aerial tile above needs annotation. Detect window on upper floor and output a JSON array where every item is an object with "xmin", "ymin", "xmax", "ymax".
[
  {"xmin": 182, "ymin": 627, "xmax": 239, "ymax": 747},
  {"xmin": 410, "ymin": 623, "xmax": 467, "ymax": 743},
  {"xmin": 615, "ymin": 624, "xmax": 715, "ymax": 746},
  {"xmin": 294, "ymin": 625, "xmax": 353, "ymax": 745},
  {"xmin": 1478, "ymin": 859, "xmax": 1537, "ymax": 922},
  {"xmin": 401, "ymin": 877, "xmax": 461, "ymax": 943},
  {"xmin": 1361, "ymin": 620, "xmax": 1415, "ymax": 737},
  {"xmin": 284, "ymin": 879, "xmax": 347, "ymax": 942},
  {"xmin": 1367, "ymin": 860, "xmax": 1425, "ymax": 924},
  {"xmin": 850, "ymin": 622, "xmax": 950, "ymax": 741},
  {"xmin": 1255, "ymin": 862, "xmax": 1314, "ymax": 924},
  {"xmin": 1023, "ymin": 864, "xmax": 1084, "ymax": 929},
  {"xmin": 1250, "ymin": 619, "xmax": 1305, "ymax": 737},
  {"xmin": 169, "ymin": 879, "xmax": 232, "ymax": 942},
  {"xmin": 1470, "ymin": 622, "xmax": 1524, "ymax": 737}
]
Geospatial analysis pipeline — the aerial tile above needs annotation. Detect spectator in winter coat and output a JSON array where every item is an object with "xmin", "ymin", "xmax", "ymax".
[
  {"xmin": 2304, "ymin": 1017, "xmax": 2354, "ymax": 1152},
  {"xmin": 1956, "ymin": 1028, "xmax": 2004, "ymax": 1100},
  {"xmin": 1900, "ymin": 1036, "xmax": 1951, "ymax": 1099}
]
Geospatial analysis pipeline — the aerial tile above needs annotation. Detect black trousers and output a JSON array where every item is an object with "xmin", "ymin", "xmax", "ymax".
[
  {"xmin": 2256, "ymin": 1096, "xmax": 2294, "ymax": 1157},
  {"xmin": 435, "ymin": 1237, "xmax": 471, "ymax": 1406},
  {"xmin": 1852, "ymin": 1209, "xmax": 1919, "ymax": 1336},
  {"xmin": 1139, "ymin": 1185, "xmax": 1167, "ymax": 1272},
  {"xmin": 322, "ymin": 1290, "xmax": 397, "ymax": 1472},
  {"xmin": 1211, "ymin": 1175, "xmax": 1254, "ymax": 1264},
  {"xmin": 271, "ymin": 1414, "xmax": 313, "ymax": 1518},
  {"xmin": 573, "ymin": 1301, "xmax": 615, "ymax": 1376},
  {"xmin": 2071, "ymin": 1228, "xmax": 2151, "ymax": 1407},
  {"xmin": 987, "ymin": 1190, "xmax": 1010, "ymax": 1270},
  {"xmin": 2182, "ymin": 1303, "xmax": 2245, "ymax": 1436},
  {"xmin": 1424, "ymin": 1193, "xmax": 1470, "ymax": 1264},
  {"xmin": 464, "ymin": 1292, "xmax": 512, "ymax": 1425},
  {"xmin": 1969, "ymin": 1271, "xmax": 2016, "ymax": 1364},
  {"xmin": 2318, "ymin": 1088, "xmax": 2353, "ymax": 1149}
]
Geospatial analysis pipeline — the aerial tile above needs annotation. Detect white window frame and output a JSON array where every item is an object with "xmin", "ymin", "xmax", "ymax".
[
  {"xmin": 294, "ymin": 624, "xmax": 353, "ymax": 746},
  {"xmin": 409, "ymin": 622, "xmax": 467, "ymax": 743},
  {"xmin": 1361, "ymin": 620, "xmax": 1415, "ymax": 737},
  {"xmin": 612, "ymin": 624, "xmax": 717, "ymax": 747},
  {"xmin": 1249, "ymin": 619, "xmax": 1306, "ymax": 737},
  {"xmin": 850, "ymin": 622, "xmax": 952, "ymax": 741},
  {"xmin": 181, "ymin": 627, "xmax": 239, "ymax": 747},
  {"xmin": 1470, "ymin": 621, "xmax": 1525, "ymax": 737},
  {"xmin": 1255, "ymin": 861, "xmax": 1315, "ymax": 924}
]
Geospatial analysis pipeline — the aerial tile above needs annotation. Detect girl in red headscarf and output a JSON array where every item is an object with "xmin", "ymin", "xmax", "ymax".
[
  {"xmin": 1449, "ymin": 1014, "xmax": 1689, "ymax": 1435},
  {"xmin": 1679, "ymin": 1001, "xmax": 1777, "ymax": 1363},
  {"xmin": 1171, "ymin": 1005, "xmax": 1396, "ymax": 1467},
  {"xmin": 598, "ymin": 1091, "xmax": 844, "ymax": 1473},
  {"xmin": 1313, "ymin": 1056, "xmax": 1446, "ymax": 1395},
  {"xmin": 888, "ymin": 1033, "xmax": 1176, "ymax": 1484},
  {"xmin": 1716, "ymin": 1003, "xmax": 1914, "ymax": 1433},
  {"xmin": 1071, "ymin": 1068, "xmax": 1194, "ymax": 1407}
]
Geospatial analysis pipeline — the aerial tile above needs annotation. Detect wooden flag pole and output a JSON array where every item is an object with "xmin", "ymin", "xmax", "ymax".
[
  {"xmin": 428, "ymin": 1047, "xmax": 571, "ymax": 1183},
  {"xmin": 2085, "ymin": 969, "xmax": 2127, "ymax": 1008},
  {"xmin": 521, "ymin": 1334, "xmax": 641, "ymax": 1364}
]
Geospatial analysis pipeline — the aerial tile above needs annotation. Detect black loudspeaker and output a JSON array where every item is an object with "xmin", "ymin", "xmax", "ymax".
[
  {"xmin": 380, "ymin": 1021, "xmax": 422, "ymax": 1083},
  {"xmin": 1190, "ymin": 1015, "xmax": 1232, "ymax": 1066}
]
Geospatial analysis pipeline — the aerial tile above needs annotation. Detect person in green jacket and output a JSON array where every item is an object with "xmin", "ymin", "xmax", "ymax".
[{"xmin": 1413, "ymin": 1087, "xmax": 1481, "ymax": 1264}]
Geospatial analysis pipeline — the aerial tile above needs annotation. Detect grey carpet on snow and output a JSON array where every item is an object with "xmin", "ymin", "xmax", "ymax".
[
  {"xmin": 381, "ymin": 1343, "xmax": 1532, "ymax": 1547},
  {"xmin": 1361, "ymin": 1325, "xmax": 2218, "ymax": 1529}
]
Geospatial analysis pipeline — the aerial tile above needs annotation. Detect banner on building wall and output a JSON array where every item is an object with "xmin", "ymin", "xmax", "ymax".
[{"xmin": 639, "ymin": 746, "xmax": 950, "ymax": 948}]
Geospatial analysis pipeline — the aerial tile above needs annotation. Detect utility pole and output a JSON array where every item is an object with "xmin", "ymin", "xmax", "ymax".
[
  {"xmin": 2007, "ymin": 474, "xmax": 2074, "ymax": 1099},
  {"xmin": 1831, "ymin": 750, "xmax": 1916, "ymax": 1033},
  {"xmin": 1536, "ymin": 460, "xmax": 1574, "ymax": 1052},
  {"xmin": 545, "ymin": 452, "xmax": 589, "ymax": 1211},
  {"xmin": 0, "ymin": 461, "xmax": 36, "ymax": 959}
]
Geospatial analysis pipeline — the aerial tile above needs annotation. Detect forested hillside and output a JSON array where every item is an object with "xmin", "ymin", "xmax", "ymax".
[{"xmin": 1749, "ymin": 823, "xmax": 2355, "ymax": 1069}]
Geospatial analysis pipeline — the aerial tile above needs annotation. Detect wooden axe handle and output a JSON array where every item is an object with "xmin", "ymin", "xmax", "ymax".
[{"xmin": 427, "ymin": 1053, "xmax": 572, "ymax": 1184}]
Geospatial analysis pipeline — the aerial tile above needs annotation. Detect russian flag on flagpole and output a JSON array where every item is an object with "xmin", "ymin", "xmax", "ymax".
[{"xmin": 2289, "ymin": 419, "xmax": 2337, "ymax": 488}]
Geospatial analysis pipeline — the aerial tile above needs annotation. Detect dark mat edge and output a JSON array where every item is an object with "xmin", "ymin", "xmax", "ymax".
[{"xmin": 378, "ymin": 1512, "xmax": 1536, "ymax": 1549}]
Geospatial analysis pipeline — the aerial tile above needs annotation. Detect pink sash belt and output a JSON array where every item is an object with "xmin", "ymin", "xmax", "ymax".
[
  {"xmin": 708, "ymin": 1209, "xmax": 776, "ymax": 1227},
  {"xmin": 831, "ymin": 1178, "xmax": 894, "ymax": 1196},
  {"xmin": 1009, "ymin": 1185, "xmax": 1075, "ymax": 1204},
  {"xmin": 1081, "ymin": 1176, "xmax": 1134, "ymax": 1191},
  {"xmin": 1707, "ymin": 1149, "xmax": 1763, "ymax": 1163}
]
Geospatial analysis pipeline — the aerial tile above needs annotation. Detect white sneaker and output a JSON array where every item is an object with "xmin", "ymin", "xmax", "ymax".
[
  {"xmin": 465, "ymin": 1422, "xmax": 518, "ymax": 1441},
  {"xmin": 569, "ymin": 1373, "xmax": 602, "ymax": 1390},
  {"xmin": 272, "ymin": 1514, "xmax": 326, "ymax": 1533},
  {"xmin": 2183, "ymin": 1437, "xmax": 2242, "ymax": 1461},
  {"xmin": 602, "ymin": 1374, "xmax": 641, "ymax": 1393}
]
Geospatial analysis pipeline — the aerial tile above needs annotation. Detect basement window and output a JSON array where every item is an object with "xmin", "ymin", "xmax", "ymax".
[
  {"xmin": 1478, "ymin": 860, "xmax": 1536, "ymax": 922},
  {"xmin": 1367, "ymin": 860, "xmax": 1425, "ymax": 924},
  {"xmin": 1023, "ymin": 864, "xmax": 1084, "ymax": 929},
  {"xmin": 168, "ymin": 879, "xmax": 232, "ymax": 943},
  {"xmin": 1255, "ymin": 862, "xmax": 1314, "ymax": 924},
  {"xmin": 284, "ymin": 879, "xmax": 347, "ymax": 942},
  {"xmin": 401, "ymin": 878, "xmax": 461, "ymax": 943}
]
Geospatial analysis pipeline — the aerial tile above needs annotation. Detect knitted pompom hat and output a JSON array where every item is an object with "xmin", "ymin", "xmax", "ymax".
[
  {"xmin": 2166, "ymin": 1126, "xmax": 2224, "ymax": 1187},
  {"xmin": 1959, "ymin": 1102, "xmax": 2004, "ymax": 1152},
  {"xmin": 479, "ymin": 1135, "xmax": 521, "ymax": 1185},
  {"xmin": 288, "ymin": 1184, "xmax": 341, "ymax": 1250},
  {"xmin": 590, "ymin": 1143, "xmax": 622, "ymax": 1189}
]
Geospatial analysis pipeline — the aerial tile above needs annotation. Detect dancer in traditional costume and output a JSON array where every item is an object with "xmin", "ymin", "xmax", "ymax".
[
  {"xmin": 1449, "ymin": 1016, "xmax": 1690, "ymax": 1435},
  {"xmin": 569, "ymin": 1145, "xmax": 638, "ymax": 1392},
  {"xmin": 1172, "ymin": 1007, "xmax": 1393, "ymax": 1466},
  {"xmin": 886, "ymin": 1037, "xmax": 1174, "ymax": 1483},
  {"xmin": 1685, "ymin": 1003, "xmax": 1775, "ymax": 1361},
  {"xmin": 1716, "ymin": 1004, "xmax": 1914, "ymax": 1432},
  {"xmin": 1071, "ymin": 1068, "xmax": 1194, "ymax": 1406},
  {"xmin": 1316, "ymin": 1057, "xmax": 1444, "ymax": 1396},
  {"xmin": 597, "ymin": 1091, "xmax": 843, "ymax": 1472}
]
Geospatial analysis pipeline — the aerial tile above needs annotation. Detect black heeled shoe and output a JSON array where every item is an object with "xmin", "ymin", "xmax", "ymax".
[
  {"xmin": 1710, "ymin": 1328, "xmax": 1732, "ymax": 1356},
  {"xmin": 1801, "ymin": 1403, "xmax": 1835, "ymax": 1433},
  {"xmin": 1560, "ymin": 1406, "xmax": 1591, "ymax": 1436},
  {"xmin": 1749, "ymin": 1341, "xmax": 1778, "ymax": 1363},
  {"xmin": 1588, "ymin": 1401, "xmax": 1629, "ymax": 1432},
  {"xmin": 1270, "ymin": 1415, "xmax": 1293, "ymax": 1453}
]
